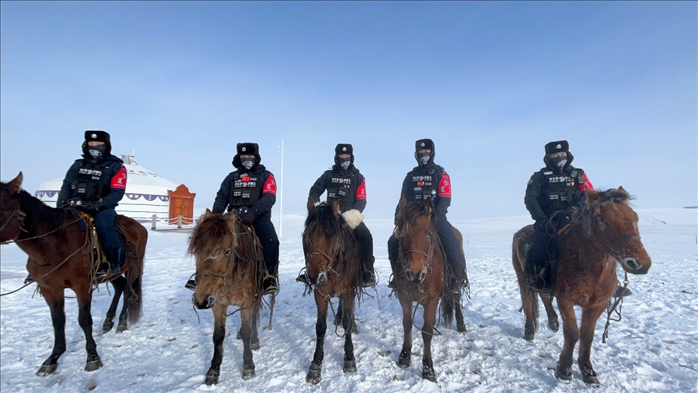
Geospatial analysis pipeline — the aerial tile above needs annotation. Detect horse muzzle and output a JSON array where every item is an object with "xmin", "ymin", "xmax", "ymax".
[
  {"xmin": 192, "ymin": 294, "xmax": 216, "ymax": 309},
  {"xmin": 404, "ymin": 269, "xmax": 426, "ymax": 284}
]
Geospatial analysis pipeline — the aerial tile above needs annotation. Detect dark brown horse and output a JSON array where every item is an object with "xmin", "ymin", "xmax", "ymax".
[
  {"xmin": 189, "ymin": 209, "xmax": 264, "ymax": 385},
  {"xmin": 393, "ymin": 197, "xmax": 466, "ymax": 382},
  {"xmin": 0, "ymin": 172, "xmax": 147, "ymax": 375},
  {"xmin": 512, "ymin": 187, "xmax": 651, "ymax": 385},
  {"xmin": 301, "ymin": 199, "xmax": 361, "ymax": 384}
]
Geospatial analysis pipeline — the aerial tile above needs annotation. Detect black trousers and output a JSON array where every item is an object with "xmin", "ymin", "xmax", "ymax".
[
  {"xmin": 387, "ymin": 217, "xmax": 464, "ymax": 280},
  {"xmin": 252, "ymin": 214, "xmax": 280, "ymax": 276},
  {"xmin": 529, "ymin": 221, "xmax": 555, "ymax": 270},
  {"xmin": 93, "ymin": 208, "xmax": 124, "ymax": 264},
  {"xmin": 353, "ymin": 221, "xmax": 374, "ymax": 271}
]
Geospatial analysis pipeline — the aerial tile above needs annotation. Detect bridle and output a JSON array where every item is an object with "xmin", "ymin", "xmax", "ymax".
[
  {"xmin": 305, "ymin": 247, "xmax": 337, "ymax": 274},
  {"xmin": 399, "ymin": 230, "xmax": 436, "ymax": 271},
  {"xmin": 0, "ymin": 207, "xmax": 26, "ymax": 243}
]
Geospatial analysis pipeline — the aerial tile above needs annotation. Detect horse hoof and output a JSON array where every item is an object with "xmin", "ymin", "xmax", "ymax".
[
  {"xmin": 251, "ymin": 339, "xmax": 260, "ymax": 351},
  {"xmin": 236, "ymin": 330, "xmax": 241, "ymax": 340},
  {"xmin": 524, "ymin": 328, "xmax": 535, "ymax": 341},
  {"xmin": 36, "ymin": 363, "xmax": 57, "ymax": 376},
  {"xmin": 548, "ymin": 319, "xmax": 559, "ymax": 332},
  {"xmin": 343, "ymin": 359, "xmax": 357, "ymax": 373},
  {"xmin": 102, "ymin": 321, "xmax": 114, "ymax": 333},
  {"xmin": 457, "ymin": 323, "xmax": 467, "ymax": 333},
  {"xmin": 116, "ymin": 321, "xmax": 128, "ymax": 333},
  {"xmin": 397, "ymin": 351, "xmax": 411, "ymax": 369},
  {"xmin": 85, "ymin": 357, "xmax": 103, "ymax": 372},
  {"xmin": 582, "ymin": 367, "xmax": 600, "ymax": 386},
  {"xmin": 204, "ymin": 369, "xmax": 220, "ymax": 385},
  {"xmin": 422, "ymin": 366, "xmax": 437, "ymax": 382},
  {"xmin": 555, "ymin": 363, "xmax": 573, "ymax": 382},
  {"xmin": 242, "ymin": 365, "xmax": 256, "ymax": 380},
  {"xmin": 351, "ymin": 324, "xmax": 359, "ymax": 334},
  {"xmin": 306, "ymin": 363, "xmax": 322, "ymax": 384}
]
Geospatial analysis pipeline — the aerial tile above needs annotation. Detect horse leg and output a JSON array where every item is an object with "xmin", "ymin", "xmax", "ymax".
[
  {"xmin": 455, "ymin": 303, "xmax": 466, "ymax": 333},
  {"xmin": 335, "ymin": 300, "xmax": 343, "ymax": 327},
  {"xmin": 204, "ymin": 304, "xmax": 228, "ymax": 385},
  {"xmin": 76, "ymin": 287, "xmax": 102, "ymax": 372},
  {"xmin": 397, "ymin": 294, "xmax": 413, "ymax": 369},
  {"xmin": 541, "ymin": 293, "xmax": 559, "ymax": 332},
  {"xmin": 555, "ymin": 299, "xmax": 578, "ymax": 382},
  {"xmin": 341, "ymin": 296, "xmax": 357, "ymax": 373},
  {"xmin": 102, "ymin": 276, "xmax": 126, "ymax": 333},
  {"xmin": 115, "ymin": 276, "xmax": 130, "ymax": 333},
  {"xmin": 306, "ymin": 292, "xmax": 328, "ymax": 384},
  {"xmin": 250, "ymin": 307, "xmax": 260, "ymax": 351},
  {"xmin": 577, "ymin": 306, "xmax": 606, "ymax": 386},
  {"xmin": 239, "ymin": 307, "xmax": 256, "ymax": 380},
  {"xmin": 421, "ymin": 299, "xmax": 439, "ymax": 382},
  {"xmin": 36, "ymin": 289, "xmax": 66, "ymax": 376}
]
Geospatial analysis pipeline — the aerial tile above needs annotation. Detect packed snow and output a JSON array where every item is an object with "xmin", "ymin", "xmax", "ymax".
[{"xmin": 1, "ymin": 208, "xmax": 696, "ymax": 393}]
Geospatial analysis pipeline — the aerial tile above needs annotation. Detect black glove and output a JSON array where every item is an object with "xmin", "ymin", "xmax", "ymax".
[
  {"xmin": 85, "ymin": 201, "xmax": 105, "ymax": 214},
  {"xmin": 555, "ymin": 214, "xmax": 572, "ymax": 235},
  {"xmin": 565, "ymin": 206, "xmax": 579, "ymax": 218},
  {"xmin": 61, "ymin": 197, "xmax": 84, "ymax": 208},
  {"xmin": 241, "ymin": 210, "xmax": 257, "ymax": 226}
]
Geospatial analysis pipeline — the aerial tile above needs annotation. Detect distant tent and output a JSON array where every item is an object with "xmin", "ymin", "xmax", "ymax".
[{"xmin": 35, "ymin": 154, "xmax": 185, "ymax": 222}]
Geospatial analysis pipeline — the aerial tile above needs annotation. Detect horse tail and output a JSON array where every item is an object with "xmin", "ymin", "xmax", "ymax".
[
  {"xmin": 440, "ymin": 295, "xmax": 456, "ymax": 326},
  {"xmin": 513, "ymin": 226, "xmax": 539, "ymax": 333}
]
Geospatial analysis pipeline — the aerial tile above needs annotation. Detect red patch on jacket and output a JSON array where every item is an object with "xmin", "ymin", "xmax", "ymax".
[
  {"xmin": 263, "ymin": 174, "xmax": 277, "ymax": 195},
  {"xmin": 111, "ymin": 166, "xmax": 127, "ymax": 190}
]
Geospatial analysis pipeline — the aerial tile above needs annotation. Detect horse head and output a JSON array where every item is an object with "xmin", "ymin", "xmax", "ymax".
[
  {"xmin": 0, "ymin": 172, "xmax": 27, "ymax": 243},
  {"xmin": 584, "ymin": 187, "xmax": 651, "ymax": 275},
  {"xmin": 396, "ymin": 197, "xmax": 435, "ymax": 285},
  {"xmin": 188, "ymin": 209, "xmax": 237, "ymax": 309},
  {"xmin": 303, "ymin": 198, "xmax": 345, "ymax": 287}
]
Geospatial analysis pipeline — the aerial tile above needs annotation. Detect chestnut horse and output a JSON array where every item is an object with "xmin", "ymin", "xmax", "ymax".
[
  {"xmin": 393, "ymin": 197, "xmax": 466, "ymax": 382},
  {"xmin": 189, "ymin": 209, "xmax": 264, "ymax": 385},
  {"xmin": 512, "ymin": 187, "xmax": 651, "ymax": 385},
  {"xmin": 0, "ymin": 173, "xmax": 147, "ymax": 375},
  {"xmin": 301, "ymin": 199, "xmax": 361, "ymax": 384}
]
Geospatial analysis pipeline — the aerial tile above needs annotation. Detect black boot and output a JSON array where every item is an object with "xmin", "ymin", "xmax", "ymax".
[
  {"xmin": 448, "ymin": 277, "xmax": 460, "ymax": 295},
  {"xmin": 388, "ymin": 276, "xmax": 397, "ymax": 289},
  {"xmin": 296, "ymin": 272, "xmax": 310, "ymax": 285},
  {"xmin": 185, "ymin": 278, "xmax": 197, "ymax": 291},
  {"xmin": 263, "ymin": 276, "xmax": 279, "ymax": 295},
  {"xmin": 361, "ymin": 256, "xmax": 376, "ymax": 287},
  {"xmin": 527, "ymin": 265, "xmax": 549, "ymax": 294},
  {"xmin": 614, "ymin": 285, "xmax": 632, "ymax": 297},
  {"xmin": 24, "ymin": 274, "xmax": 34, "ymax": 285}
]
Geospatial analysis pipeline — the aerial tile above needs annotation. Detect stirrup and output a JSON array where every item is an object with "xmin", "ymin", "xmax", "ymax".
[
  {"xmin": 24, "ymin": 274, "xmax": 35, "ymax": 285},
  {"xmin": 614, "ymin": 286, "xmax": 632, "ymax": 297},
  {"xmin": 185, "ymin": 279, "xmax": 197, "ymax": 291},
  {"xmin": 361, "ymin": 271, "xmax": 376, "ymax": 288},
  {"xmin": 295, "ymin": 272, "xmax": 310, "ymax": 285},
  {"xmin": 263, "ymin": 277, "xmax": 279, "ymax": 295}
]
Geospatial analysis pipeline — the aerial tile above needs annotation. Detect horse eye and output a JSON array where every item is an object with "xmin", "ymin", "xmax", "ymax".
[{"xmin": 224, "ymin": 249, "xmax": 231, "ymax": 256}]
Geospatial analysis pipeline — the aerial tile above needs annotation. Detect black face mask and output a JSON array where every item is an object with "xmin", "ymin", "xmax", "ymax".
[
  {"xmin": 338, "ymin": 157, "xmax": 351, "ymax": 170},
  {"xmin": 241, "ymin": 158, "xmax": 255, "ymax": 170},
  {"xmin": 88, "ymin": 144, "xmax": 107, "ymax": 159},
  {"xmin": 418, "ymin": 153, "xmax": 431, "ymax": 166},
  {"xmin": 550, "ymin": 156, "xmax": 568, "ymax": 171}
]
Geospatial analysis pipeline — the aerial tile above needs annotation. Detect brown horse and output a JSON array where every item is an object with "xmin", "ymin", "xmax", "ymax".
[
  {"xmin": 393, "ymin": 197, "xmax": 466, "ymax": 382},
  {"xmin": 301, "ymin": 199, "xmax": 361, "ymax": 384},
  {"xmin": 188, "ymin": 209, "xmax": 264, "ymax": 385},
  {"xmin": 0, "ymin": 172, "xmax": 147, "ymax": 375},
  {"xmin": 512, "ymin": 187, "xmax": 651, "ymax": 385}
]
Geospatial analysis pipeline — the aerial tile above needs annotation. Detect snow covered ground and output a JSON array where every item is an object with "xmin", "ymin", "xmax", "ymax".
[{"xmin": 1, "ymin": 208, "xmax": 696, "ymax": 393}]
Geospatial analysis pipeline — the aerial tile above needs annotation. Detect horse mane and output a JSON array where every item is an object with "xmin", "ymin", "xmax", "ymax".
[
  {"xmin": 303, "ymin": 203, "xmax": 356, "ymax": 276},
  {"xmin": 579, "ymin": 188, "xmax": 635, "ymax": 238},
  {"xmin": 15, "ymin": 189, "xmax": 71, "ymax": 231},
  {"xmin": 395, "ymin": 200, "xmax": 432, "ymax": 238},
  {"xmin": 187, "ymin": 213, "xmax": 258, "ymax": 276}
]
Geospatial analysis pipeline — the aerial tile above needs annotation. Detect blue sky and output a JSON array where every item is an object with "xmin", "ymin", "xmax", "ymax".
[{"xmin": 1, "ymin": 1, "xmax": 696, "ymax": 221}]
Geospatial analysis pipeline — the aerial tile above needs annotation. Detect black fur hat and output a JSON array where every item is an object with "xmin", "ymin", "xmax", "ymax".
[
  {"xmin": 232, "ymin": 142, "xmax": 261, "ymax": 169},
  {"xmin": 334, "ymin": 143, "xmax": 354, "ymax": 169},
  {"xmin": 82, "ymin": 130, "xmax": 112, "ymax": 156},
  {"xmin": 415, "ymin": 138, "xmax": 435, "ymax": 152},
  {"xmin": 545, "ymin": 140, "xmax": 569, "ymax": 155}
]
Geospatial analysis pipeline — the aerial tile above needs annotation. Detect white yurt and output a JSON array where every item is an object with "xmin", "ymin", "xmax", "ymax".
[{"xmin": 35, "ymin": 154, "xmax": 180, "ymax": 222}]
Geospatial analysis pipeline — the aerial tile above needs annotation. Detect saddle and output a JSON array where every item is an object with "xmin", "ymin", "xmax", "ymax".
[{"xmin": 70, "ymin": 210, "xmax": 136, "ymax": 279}]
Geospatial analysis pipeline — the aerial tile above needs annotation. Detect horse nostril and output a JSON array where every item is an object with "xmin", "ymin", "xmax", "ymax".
[
  {"xmin": 623, "ymin": 258, "xmax": 641, "ymax": 271},
  {"xmin": 316, "ymin": 271, "xmax": 327, "ymax": 287},
  {"xmin": 404, "ymin": 270, "xmax": 414, "ymax": 282},
  {"xmin": 206, "ymin": 296, "xmax": 215, "ymax": 308},
  {"xmin": 418, "ymin": 271, "xmax": 426, "ymax": 282}
]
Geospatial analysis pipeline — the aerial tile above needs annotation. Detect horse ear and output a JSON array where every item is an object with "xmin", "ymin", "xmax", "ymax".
[
  {"xmin": 399, "ymin": 197, "xmax": 407, "ymax": 210},
  {"xmin": 6, "ymin": 172, "xmax": 23, "ymax": 194},
  {"xmin": 226, "ymin": 211, "xmax": 236, "ymax": 232},
  {"xmin": 617, "ymin": 186, "xmax": 627, "ymax": 195},
  {"xmin": 307, "ymin": 197, "xmax": 315, "ymax": 213},
  {"xmin": 332, "ymin": 199, "xmax": 340, "ymax": 216},
  {"xmin": 204, "ymin": 208, "xmax": 212, "ymax": 219},
  {"xmin": 586, "ymin": 187, "xmax": 598, "ymax": 202}
]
